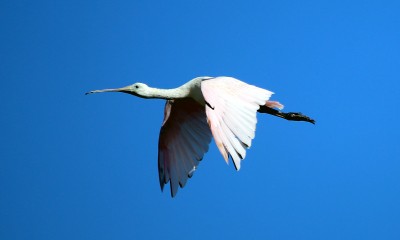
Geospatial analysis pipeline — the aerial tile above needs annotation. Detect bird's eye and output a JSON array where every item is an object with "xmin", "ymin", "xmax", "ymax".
[{"xmin": 135, "ymin": 85, "xmax": 139, "ymax": 89}]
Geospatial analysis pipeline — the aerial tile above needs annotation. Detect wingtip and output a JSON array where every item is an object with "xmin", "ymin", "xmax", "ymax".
[
  {"xmin": 170, "ymin": 187, "xmax": 177, "ymax": 198},
  {"xmin": 232, "ymin": 157, "xmax": 241, "ymax": 171}
]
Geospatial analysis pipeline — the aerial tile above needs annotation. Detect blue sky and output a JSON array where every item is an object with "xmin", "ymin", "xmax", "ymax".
[{"xmin": 1, "ymin": 0, "xmax": 400, "ymax": 239}]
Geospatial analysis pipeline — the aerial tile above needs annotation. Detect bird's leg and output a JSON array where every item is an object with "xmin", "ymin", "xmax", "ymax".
[{"xmin": 258, "ymin": 105, "xmax": 315, "ymax": 124}]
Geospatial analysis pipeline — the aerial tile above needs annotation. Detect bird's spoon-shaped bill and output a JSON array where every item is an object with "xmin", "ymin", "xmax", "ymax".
[{"xmin": 85, "ymin": 86, "xmax": 131, "ymax": 95}]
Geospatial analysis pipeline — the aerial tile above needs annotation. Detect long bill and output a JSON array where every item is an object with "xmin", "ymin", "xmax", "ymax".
[{"xmin": 85, "ymin": 86, "xmax": 131, "ymax": 95}]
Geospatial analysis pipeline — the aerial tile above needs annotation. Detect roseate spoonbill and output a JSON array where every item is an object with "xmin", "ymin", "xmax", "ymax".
[{"xmin": 86, "ymin": 76, "xmax": 314, "ymax": 197}]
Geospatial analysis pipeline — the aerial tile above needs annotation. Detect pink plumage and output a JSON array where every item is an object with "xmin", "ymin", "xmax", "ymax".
[{"xmin": 158, "ymin": 77, "xmax": 273, "ymax": 196}]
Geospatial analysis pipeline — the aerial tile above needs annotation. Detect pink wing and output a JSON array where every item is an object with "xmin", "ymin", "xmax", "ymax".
[
  {"xmin": 158, "ymin": 98, "xmax": 212, "ymax": 197},
  {"xmin": 201, "ymin": 77, "xmax": 273, "ymax": 170}
]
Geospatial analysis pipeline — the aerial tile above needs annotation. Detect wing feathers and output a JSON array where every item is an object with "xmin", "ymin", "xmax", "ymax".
[
  {"xmin": 158, "ymin": 99, "xmax": 212, "ymax": 197},
  {"xmin": 202, "ymin": 77, "xmax": 273, "ymax": 170},
  {"xmin": 158, "ymin": 77, "xmax": 274, "ymax": 196}
]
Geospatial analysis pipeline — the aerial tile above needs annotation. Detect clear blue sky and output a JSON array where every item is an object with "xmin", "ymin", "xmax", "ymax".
[{"xmin": 1, "ymin": 0, "xmax": 399, "ymax": 239}]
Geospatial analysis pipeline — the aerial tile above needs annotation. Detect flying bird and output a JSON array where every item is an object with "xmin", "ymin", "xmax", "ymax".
[{"xmin": 86, "ymin": 76, "xmax": 314, "ymax": 197}]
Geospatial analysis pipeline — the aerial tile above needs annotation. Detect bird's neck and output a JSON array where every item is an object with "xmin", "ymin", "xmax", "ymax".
[
  {"xmin": 140, "ymin": 78, "xmax": 205, "ymax": 104},
  {"xmin": 143, "ymin": 86, "xmax": 191, "ymax": 100}
]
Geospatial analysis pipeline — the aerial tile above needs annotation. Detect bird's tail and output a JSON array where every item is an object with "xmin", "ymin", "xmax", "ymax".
[{"xmin": 265, "ymin": 100, "xmax": 284, "ymax": 110}]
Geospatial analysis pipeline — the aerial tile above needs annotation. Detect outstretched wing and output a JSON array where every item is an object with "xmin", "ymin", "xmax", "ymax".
[
  {"xmin": 201, "ymin": 77, "xmax": 273, "ymax": 170},
  {"xmin": 158, "ymin": 98, "xmax": 212, "ymax": 197}
]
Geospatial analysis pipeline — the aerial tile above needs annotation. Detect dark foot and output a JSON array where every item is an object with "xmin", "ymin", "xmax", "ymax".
[
  {"xmin": 281, "ymin": 112, "xmax": 315, "ymax": 124},
  {"xmin": 258, "ymin": 105, "xmax": 315, "ymax": 124}
]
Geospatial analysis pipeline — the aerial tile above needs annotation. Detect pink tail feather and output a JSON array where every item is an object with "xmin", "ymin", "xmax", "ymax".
[{"xmin": 265, "ymin": 100, "xmax": 284, "ymax": 110}]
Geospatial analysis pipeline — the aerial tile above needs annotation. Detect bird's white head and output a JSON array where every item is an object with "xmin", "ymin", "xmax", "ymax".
[{"xmin": 122, "ymin": 83, "xmax": 151, "ymax": 97}]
